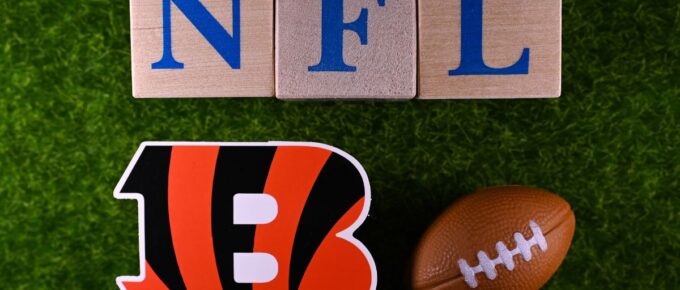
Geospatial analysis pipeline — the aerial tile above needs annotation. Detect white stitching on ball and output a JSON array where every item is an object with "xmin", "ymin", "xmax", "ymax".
[{"xmin": 457, "ymin": 220, "xmax": 548, "ymax": 288}]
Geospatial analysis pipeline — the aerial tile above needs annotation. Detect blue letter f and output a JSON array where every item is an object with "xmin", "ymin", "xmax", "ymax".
[{"xmin": 308, "ymin": 0, "xmax": 369, "ymax": 72}]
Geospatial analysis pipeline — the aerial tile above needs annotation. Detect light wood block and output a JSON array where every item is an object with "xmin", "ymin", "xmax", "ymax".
[
  {"xmin": 276, "ymin": 0, "xmax": 417, "ymax": 100},
  {"xmin": 131, "ymin": 0, "xmax": 273, "ymax": 98},
  {"xmin": 418, "ymin": 0, "xmax": 561, "ymax": 99}
]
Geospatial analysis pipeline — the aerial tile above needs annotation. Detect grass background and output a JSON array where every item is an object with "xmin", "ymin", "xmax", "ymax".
[{"xmin": 1, "ymin": 0, "xmax": 679, "ymax": 289}]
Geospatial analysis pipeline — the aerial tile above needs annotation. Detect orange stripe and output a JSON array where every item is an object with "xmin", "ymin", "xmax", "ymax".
[
  {"xmin": 122, "ymin": 261, "xmax": 170, "ymax": 290},
  {"xmin": 168, "ymin": 146, "xmax": 222, "ymax": 290},
  {"xmin": 299, "ymin": 198, "xmax": 371, "ymax": 290},
  {"xmin": 253, "ymin": 146, "xmax": 332, "ymax": 290}
]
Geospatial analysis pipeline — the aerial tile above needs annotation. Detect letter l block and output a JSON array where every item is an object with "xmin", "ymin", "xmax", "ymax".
[{"xmin": 418, "ymin": 0, "xmax": 562, "ymax": 99}]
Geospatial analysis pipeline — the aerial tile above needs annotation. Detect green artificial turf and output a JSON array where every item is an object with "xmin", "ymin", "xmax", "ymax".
[{"xmin": 1, "ymin": 0, "xmax": 679, "ymax": 289}]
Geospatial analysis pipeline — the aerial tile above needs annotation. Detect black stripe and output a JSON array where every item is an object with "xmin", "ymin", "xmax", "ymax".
[
  {"xmin": 212, "ymin": 146, "xmax": 276, "ymax": 289},
  {"xmin": 121, "ymin": 146, "xmax": 186, "ymax": 290},
  {"xmin": 290, "ymin": 153, "xmax": 365, "ymax": 290}
]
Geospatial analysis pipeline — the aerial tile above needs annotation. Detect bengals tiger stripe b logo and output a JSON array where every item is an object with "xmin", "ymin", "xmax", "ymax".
[{"xmin": 114, "ymin": 142, "xmax": 377, "ymax": 290}]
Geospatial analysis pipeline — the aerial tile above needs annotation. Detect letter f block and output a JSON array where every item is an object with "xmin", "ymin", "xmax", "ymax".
[
  {"xmin": 276, "ymin": 0, "xmax": 417, "ymax": 100},
  {"xmin": 130, "ymin": 0, "xmax": 273, "ymax": 98}
]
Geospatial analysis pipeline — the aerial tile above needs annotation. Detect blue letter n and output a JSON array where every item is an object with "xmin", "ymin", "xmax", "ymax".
[
  {"xmin": 152, "ymin": 0, "xmax": 241, "ymax": 70},
  {"xmin": 449, "ymin": 0, "xmax": 529, "ymax": 76}
]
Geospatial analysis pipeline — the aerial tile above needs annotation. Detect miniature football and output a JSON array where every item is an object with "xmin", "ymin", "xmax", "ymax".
[{"xmin": 412, "ymin": 185, "xmax": 575, "ymax": 290}]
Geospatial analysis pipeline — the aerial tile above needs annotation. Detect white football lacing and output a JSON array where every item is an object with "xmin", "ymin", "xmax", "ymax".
[{"xmin": 457, "ymin": 220, "xmax": 548, "ymax": 288}]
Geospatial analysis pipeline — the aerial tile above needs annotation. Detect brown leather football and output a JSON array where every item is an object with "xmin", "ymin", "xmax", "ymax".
[{"xmin": 412, "ymin": 186, "xmax": 575, "ymax": 290}]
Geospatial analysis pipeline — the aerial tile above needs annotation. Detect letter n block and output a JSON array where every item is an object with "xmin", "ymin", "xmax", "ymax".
[
  {"xmin": 130, "ymin": 0, "xmax": 273, "ymax": 98},
  {"xmin": 418, "ymin": 0, "xmax": 561, "ymax": 99},
  {"xmin": 276, "ymin": 0, "xmax": 417, "ymax": 100}
]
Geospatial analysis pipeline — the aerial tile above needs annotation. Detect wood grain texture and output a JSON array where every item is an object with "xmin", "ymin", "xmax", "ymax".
[
  {"xmin": 418, "ymin": 0, "xmax": 562, "ymax": 99},
  {"xmin": 131, "ymin": 0, "xmax": 273, "ymax": 98},
  {"xmin": 276, "ymin": 0, "xmax": 417, "ymax": 100}
]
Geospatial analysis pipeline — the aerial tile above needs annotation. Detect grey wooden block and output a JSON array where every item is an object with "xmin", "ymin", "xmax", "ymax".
[{"xmin": 276, "ymin": 0, "xmax": 417, "ymax": 100}]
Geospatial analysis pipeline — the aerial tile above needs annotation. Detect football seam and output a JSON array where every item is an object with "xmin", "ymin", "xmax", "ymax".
[
  {"xmin": 415, "ymin": 208, "xmax": 574, "ymax": 290},
  {"xmin": 457, "ymin": 220, "xmax": 548, "ymax": 288}
]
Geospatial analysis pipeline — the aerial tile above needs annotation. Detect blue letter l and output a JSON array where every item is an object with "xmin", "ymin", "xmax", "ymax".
[{"xmin": 449, "ymin": 0, "xmax": 530, "ymax": 76}]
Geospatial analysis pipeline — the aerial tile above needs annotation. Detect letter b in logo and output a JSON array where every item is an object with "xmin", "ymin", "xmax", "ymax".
[{"xmin": 115, "ymin": 142, "xmax": 377, "ymax": 290}]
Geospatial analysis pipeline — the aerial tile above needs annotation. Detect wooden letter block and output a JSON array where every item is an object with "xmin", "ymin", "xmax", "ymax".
[
  {"xmin": 418, "ymin": 0, "xmax": 562, "ymax": 99},
  {"xmin": 131, "ymin": 0, "xmax": 273, "ymax": 98},
  {"xmin": 276, "ymin": 0, "xmax": 417, "ymax": 100}
]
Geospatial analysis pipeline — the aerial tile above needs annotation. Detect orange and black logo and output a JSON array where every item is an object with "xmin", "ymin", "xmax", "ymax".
[{"xmin": 115, "ymin": 142, "xmax": 376, "ymax": 290}]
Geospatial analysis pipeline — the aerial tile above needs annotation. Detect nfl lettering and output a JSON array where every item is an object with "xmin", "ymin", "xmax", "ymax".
[{"xmin": 150, "ymin": 0, "xmax": 531, "ymax": 75}]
